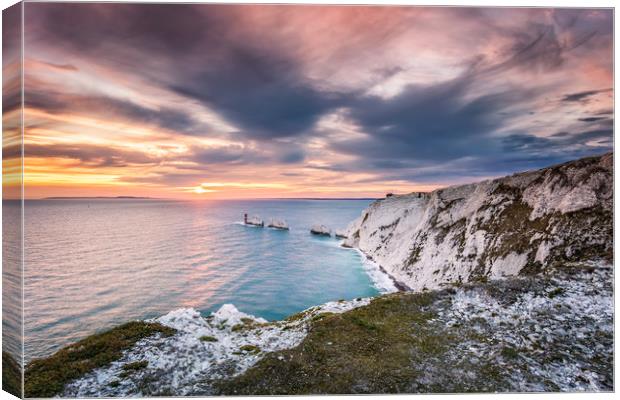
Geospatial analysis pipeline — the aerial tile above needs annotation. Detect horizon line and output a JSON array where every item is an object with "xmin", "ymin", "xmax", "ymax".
[{"xmin": 20, "ymin": 196, "xmax": 391, "ymax": 201}]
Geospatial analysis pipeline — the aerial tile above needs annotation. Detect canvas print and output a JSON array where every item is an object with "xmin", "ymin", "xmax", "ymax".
[{"xmin": 1, "ymin": 1, "xmax": 614, "ymax": 397}]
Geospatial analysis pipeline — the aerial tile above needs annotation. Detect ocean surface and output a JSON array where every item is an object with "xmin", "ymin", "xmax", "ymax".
[{"xmin": 21, "ymin": 199, "xmax": 380, "ymax": 362}]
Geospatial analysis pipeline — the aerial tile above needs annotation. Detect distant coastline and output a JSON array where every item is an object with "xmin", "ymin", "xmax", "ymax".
[
  {"xmin": 42, "ymin": 196, "xmax": 155, "ymax": 200},
  {"xmin": 262, "ymin": 197, "xmax": 380, "ymax": 201},
  {"xmin": 37, "ymin": 196, "xmax": 380, "ymax": 201}
]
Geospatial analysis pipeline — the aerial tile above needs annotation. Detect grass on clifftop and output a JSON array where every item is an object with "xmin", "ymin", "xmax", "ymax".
[
  {"xmin": 215, "ymin": 291, "xmax": 463, "ymax": 394},
  {"xmin": 25, "ymin": 321, "xmax": 176, "ymax": 398},
  {"xmin": 3, "ymin": 351, "xmax": 22, "ymax": 398},
  {"xmin": 215, "ymin": 267, "xmax": 613, "ymax": 394}
]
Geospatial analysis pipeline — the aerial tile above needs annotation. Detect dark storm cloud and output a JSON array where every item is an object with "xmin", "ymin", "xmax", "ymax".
[
  {"xmin": 496, "ymin": 23, "xmax": 564, "ymax": 72},
  {"xmin": 24, "ymin": 3, "xmax": 613, "ymax": 187},
  {"xmin": 2, "ymin": 3, "xmax": 21, "ymax": 64},
  {"xmin": 22, "ymin": 141, "xmax": 271, "ymax": 170},
  {"xmin": 24, "ymin": 143, "xmax": 161, "ymax": 167},
  {"xmin": 331, "ymin": 71, "xmax": 535, "ymax": 164},
  {"xmin": 2, "ymin": 90, "xmax": 21, "ymax": 114},
  {"xmin": 502, "ymin": 129, "xmax": 612, "ymax": 156},
  {"xmin": 324, "ymin": 16, "xmax": 612, "ymax": 178},
  {"xmin": 578, "ymin": 117, "xmax": 609, "ymax": 123},
  {"xmin": 25, "ymin": 90, "xmax": 205, "ymax": 135},
  {"xmin": 2, "ymin": 3, "xmax": 22, "ymax": 114},
  {"xmin": 28, "ymin": 3, "xmax": 219, "ymax": 56},
  {"xmin": 27, "ymin": 3, "xmax": 348, "ymax": 140},
  {"xmin": 561, "ymin": 88, "xmax": 612, "ymax": 103},
  {"xmin": 279, "ymin": 150, "xmax": 306, "ymax": 164},
  {"xmin": 185, "ymin": 145, "xmax": 271, "ymax": 166},
  {"xmin": 171, "ymin": 67, "xmax": 344, "ymax": 140}
]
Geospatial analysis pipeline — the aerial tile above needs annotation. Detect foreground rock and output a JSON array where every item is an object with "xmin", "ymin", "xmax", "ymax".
[
  {"xmin": 343, "ymin": 153, "xmax": 612, "ymax": 291},
  {"xmin": 25, "ymin": 261, "xmax": 612, "ymax": 396},
  {"xmin": 53, "ymin": 300, "xmax": 370, "ymax": 397}
]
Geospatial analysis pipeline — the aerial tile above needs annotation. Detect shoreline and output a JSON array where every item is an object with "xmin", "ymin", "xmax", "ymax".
[
  {"xmin": 377, "ymin": 264, "xmax": 411, "ymax": 292},
  {"xmin": 348, "ymin": 245, "xmax": 411, "ymax": 292}
]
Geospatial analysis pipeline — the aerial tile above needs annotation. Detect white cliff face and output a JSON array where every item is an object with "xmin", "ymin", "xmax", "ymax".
[{"xmin": 344, "ymin": 153, "xmax": 612, "ymax": 291}]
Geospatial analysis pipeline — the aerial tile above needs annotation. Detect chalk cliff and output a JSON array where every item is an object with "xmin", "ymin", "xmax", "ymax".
[{"xmin": 344, "ymin": 153, "xmax": 613, "ymax": 291}]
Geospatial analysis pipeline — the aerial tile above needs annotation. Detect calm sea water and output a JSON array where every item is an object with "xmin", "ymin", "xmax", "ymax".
[{"xmin": 22, "ymin": 199, "xmax": 377, "ymax": 361}]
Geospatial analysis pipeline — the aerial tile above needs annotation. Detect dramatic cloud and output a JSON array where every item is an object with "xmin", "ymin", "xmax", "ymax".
[
  {"xmin": 561, "ymin": 88, "xmax": 613, "ymax": 103},
  {"xmin": 15, "ymin": 4, "xmax": 613, "ymax": 199},
  {"xmin": 24, "ymin": 143, "xmax": 161, "ymax": 168}
]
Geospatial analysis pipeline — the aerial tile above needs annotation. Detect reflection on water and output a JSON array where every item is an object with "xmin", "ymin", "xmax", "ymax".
[
  {"xmin": 3, "ymin": 200, "xmax": 22, "ymax": 364},
  {"xmin": 24, "ymin": 199, "xmax": 377, "ymax": 361}
]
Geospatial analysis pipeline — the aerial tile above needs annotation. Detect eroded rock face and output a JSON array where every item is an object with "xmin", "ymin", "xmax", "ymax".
[{"xmin": 344, "ymin": 153, "xmax": 612, "ymax": 291}]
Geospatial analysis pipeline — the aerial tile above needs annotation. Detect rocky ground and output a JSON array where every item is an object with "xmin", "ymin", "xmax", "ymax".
[
  {"xmin": 215, "ymin": 261, "xmax": 613, "ymax": 394},
  {"xmin": 23, "ymin": 259, "xmax": 612, "ymax": 396}
]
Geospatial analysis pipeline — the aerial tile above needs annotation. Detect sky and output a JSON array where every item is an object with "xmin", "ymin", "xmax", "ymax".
[{"xmin": 3, "ymin": 4, "xmax": 613, "ymax": 199}]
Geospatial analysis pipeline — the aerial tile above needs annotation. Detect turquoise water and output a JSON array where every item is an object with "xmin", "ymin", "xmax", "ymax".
[{"xmin": 23, "ymin": 199, "xmax": 378, "ymax": 361}]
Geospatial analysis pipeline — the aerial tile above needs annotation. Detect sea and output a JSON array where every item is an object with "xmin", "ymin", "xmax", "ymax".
[{"xmin": 9, "ymin": 198, "xmax": 386, "ymax": 362}]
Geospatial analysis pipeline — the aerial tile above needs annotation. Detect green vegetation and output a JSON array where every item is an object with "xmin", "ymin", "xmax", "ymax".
[
  {"xmin": 500, "ymin": 346, "xmax": 520, "ymax": 359},
  {"xmin": 119, "ymin": 360, "xmax": 149, "ymax": 378},
  {"xmin": 239, "ymin": 345, "xmax": 261, "ymax": 354},
  {"xmin": 215, "ymin": 274, "xmax": 612, "ymax": 395},
  {"xmin": 214, "ymin": 291, "xmax": 468, "ymax": 395},
  {"xmin": 284, "ymin": 309, "xmax": 311, "ymax": 322},
  {"xmin": 406, "ymin": 232, "xmax": 427, "ymax": 266},
  {"xmin": 24, "ymin": 321, "xmax": 176, "ymax": 398},
  {"xmin": 547, "ymin": 288, "xmax": 565, "ymax": 299},
  {"xmin": 122, "ymin": 360, "xmax": 148, "ymax": 372},
  {"xmin": 199, "ymin": 335, "xmax": 218, "ymax": 342},
  {"xmin": 2, "ymin": 351, "xmax": 22, "ymax": 398},
  {"xmin": 311, "ymin": 312, "xmax": 334, "ymax": 322}
]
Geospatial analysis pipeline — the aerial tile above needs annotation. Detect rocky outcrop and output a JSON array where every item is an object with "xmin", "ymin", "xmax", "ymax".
[
  {"xmin": 268, "ymin": 218, "xmax": 289, "ymax": 230},
  {"xmin": 244, "ymin": 215, "xmax": 264, "ymax": 227},
  {"xmin": 344, "ymin": 153, "xmax": 612, "ymax": 291},
  {"xmin": 310, "ymin": 225, "xmax": 331, "ymax": 236}
]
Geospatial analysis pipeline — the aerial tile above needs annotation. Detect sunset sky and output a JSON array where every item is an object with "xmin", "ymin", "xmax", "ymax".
[{"xmin": 3, "ymin": 4, "xmax": 613, "ymax": 199}]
